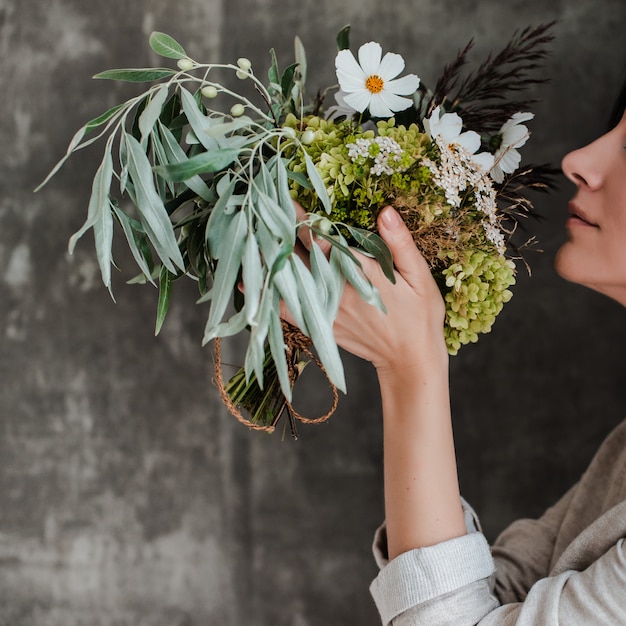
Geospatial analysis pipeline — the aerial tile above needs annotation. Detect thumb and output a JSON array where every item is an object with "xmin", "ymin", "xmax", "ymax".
[{"xmin": 377, "ymin": 206, "xmax": 430, "ymax": 290}]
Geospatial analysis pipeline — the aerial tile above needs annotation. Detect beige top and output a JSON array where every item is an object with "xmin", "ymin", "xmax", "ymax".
[{"xmin": 370, "ymin": 419, "xmax": 626, "ymax": 625}]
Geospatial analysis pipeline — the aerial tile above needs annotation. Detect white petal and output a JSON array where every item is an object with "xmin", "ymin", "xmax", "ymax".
[
  {"xmin": 385, "ymin": 73, "xmax": 420, "ymax": 95},
  {"xmin": 510, "ymin": 111, "xmax": 534, "ymax": 124},
  {"xmin": 337, "ymin": 68, "xmax": 367, "ymax": 93},
  {"xmin": 357, "ymin": 42, "xmax": 382, "ymax": 76},
  {"xmin": 335, "ymin": 49, "xmax": 366, "ymax": 82},
  {"xmin": 471, "ymin": 151, "xmax": 495, "ymax": 172},
  {"xmin": 439, "ymin": 113, "xmax": 463, "ymax": 143},
  {"xmin": 343, "ymin": 89, "xmax": 372, "ymax": 113},
  {"xmin": 377, "ymin": 52, "xmax": 405, "ymax": 81},
  {"xmin": 456, "ymin": 129, "xmax": 480, "ymax": 154},
  {"xmin": 490, "ymin": 164, "xmax": 505, "ymax": 184},
  {"xmin": 502, "ymin": 124, "xmax": 530, "ymax": 149},
  {"xmin": 367, "ymin": 93, "xmax": 393, "ymax": 118},
  {"xmin": 377, "ymin": 91, "xmax": 414, "ymax": 114},
  {"xmin": 498, "ymin": 148, "xmax": 521, "ymax": 173}
]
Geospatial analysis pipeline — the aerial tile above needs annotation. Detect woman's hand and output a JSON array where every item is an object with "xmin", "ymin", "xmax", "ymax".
[
  {"xmin": 291, "ymin": 204, "xmax": 465, "ymax": 554},
  {"xmin": 290, "ymin": 204, "xmax": 449, "ymax": 376}
]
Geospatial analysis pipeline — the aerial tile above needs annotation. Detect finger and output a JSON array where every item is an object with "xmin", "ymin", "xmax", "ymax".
[{"xmin": 377, "ymin": 206, "xmax": 431, "ymax": 291}]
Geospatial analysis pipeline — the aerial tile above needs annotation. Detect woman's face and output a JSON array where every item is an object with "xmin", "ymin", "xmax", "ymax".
[{"xmin": 555, "ymin": 111, "xmax": 626, "ymax": 305}]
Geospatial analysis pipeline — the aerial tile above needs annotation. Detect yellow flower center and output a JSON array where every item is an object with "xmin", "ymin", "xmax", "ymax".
[{"xmin": 365, "ymin": 75, "xmax": 384, "ymax": 94}]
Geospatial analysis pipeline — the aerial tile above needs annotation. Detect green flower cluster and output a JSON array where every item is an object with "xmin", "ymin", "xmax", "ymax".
[
  {"xmin": 285, "ymin": 117, "xmax": 431, "ymax": 230},
  {"xmin": 441, "ymin": 250, "xmax": 516, "ymax": 354},
  {"xmin": 284, "ymin": 115, "xmax": 516, "ymax": 356}
]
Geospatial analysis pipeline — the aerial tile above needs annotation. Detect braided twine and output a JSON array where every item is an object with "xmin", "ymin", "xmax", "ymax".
[{"xmin": 213, "ymin": 321, "xmax": 339, "ymax": 434}]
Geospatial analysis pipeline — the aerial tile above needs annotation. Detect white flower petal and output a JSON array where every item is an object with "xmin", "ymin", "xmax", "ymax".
[
  {"xmin": 367, "ymin": 93, "xmax": 393, "ymax": 118},
  {"xmin": 457, "ymin": 129, "xmax": 481, "ymax": 154},
  {"xmin": 509, "ymin": 111, "xmax": 534, "ymax": 125},
  {"xmin": 438, "ymin": 113, "xmax": 463, "ymax": 143},
  {"xmin": 498, "ymin": 149, "xmax": 521, "ymax": 173},
  {"xmin": 343, "ymin": 89, "xmax": 373, "ymax": 113},
  {"xmin": 490, "ymin": 164, "xmax": 505, "ymax": 184},
  {"xmin": 502, "ymin": 124, "xmax": 530, "ymax": 148},
  {"xmin": 377, "ymin": 52, "xmax": 405, "ymax": 81},
  {"xmin": 336, "ymin": 68, "xmax": 367, "ymax": 93},
  {"xmin": 471, "ymin": 151, "xmax": 495, "ymax": 172},
  {"xmin": 358, "ymin": 42, "xmax": 382, "ymax": 76},
  {"xmin": 335, "ymin": 49, "xmax": 366, "ymax": 83},
  {"xmin": 385, "ymin": 74, "xmax": 420, "ymax": 95},
  {"xmin": 377, "ymin": 91, "xmax": 414, "ymax": 114}
]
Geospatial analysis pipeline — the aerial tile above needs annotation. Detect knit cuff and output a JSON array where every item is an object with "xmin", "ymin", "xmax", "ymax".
[{"xmin": 370, "ymin": 532, "xmax": 494, "ymax": 626}]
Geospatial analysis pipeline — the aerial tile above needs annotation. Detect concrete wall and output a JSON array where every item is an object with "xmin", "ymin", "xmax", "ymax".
[{"xmin": 1, "ymin": 0, "xmax": 625, "ymax": 624}]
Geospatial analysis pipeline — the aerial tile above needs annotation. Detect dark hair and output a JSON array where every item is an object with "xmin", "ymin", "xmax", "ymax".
[{"xmin": 608, "ymin": 76, "xmax": 626, "ymax": 129}]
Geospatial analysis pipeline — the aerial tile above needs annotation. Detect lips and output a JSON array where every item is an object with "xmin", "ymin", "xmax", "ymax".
[{"xmin": 567, "ymin": 202, "xmax": 598, "ymax": 227}]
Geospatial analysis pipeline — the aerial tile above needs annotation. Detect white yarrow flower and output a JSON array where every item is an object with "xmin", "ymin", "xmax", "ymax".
[
  {"xmin": 335, "ymin": 42, "xmax": 420, "ymax": 118},
  {"xmin": 424, "ymin": 106, "xmax": 494, "ymax": 172},
  {"xmin": 490, "ymin": 112, "xmax": 534, "ymax": 183}
]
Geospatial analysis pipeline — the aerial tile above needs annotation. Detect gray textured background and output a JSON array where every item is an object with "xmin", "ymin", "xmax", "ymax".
[{"xmin": 1, "ymin": 1, "xmax": 626, "ymax": 624}]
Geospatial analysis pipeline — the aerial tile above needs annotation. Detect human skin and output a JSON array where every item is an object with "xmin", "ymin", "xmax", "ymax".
[
  {"xmin": 291, "ymin": 111, "xmax": 626, "ymax": 560},
  {"xmin": 555, "ymin": 111, "xmax": 626, "ymax": 306}
]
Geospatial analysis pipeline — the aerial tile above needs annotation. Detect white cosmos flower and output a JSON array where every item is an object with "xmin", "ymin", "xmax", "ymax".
[
  {"xmin": 490, "ymin": 112, "xmax": 534, "ymax": 183},
  {"xmin": 424, "ymin": 106, "xmax": 494, "ymax": 172},
  {"xmin": 325, "ymin": 89, "xmax": 356, "ymax": 121},
  {"xmin": 335, "ymin": 42, "xmax": 420, "ymax": 118}
]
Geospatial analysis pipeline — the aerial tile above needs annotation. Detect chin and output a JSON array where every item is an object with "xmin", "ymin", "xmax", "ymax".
[
  {"xmin": 555, "ymin": 244, "xmax": 626, "ymax": 306},
  {"xmin": 554, "ymin": 243, "xmax": 585, "ymax": 284}
]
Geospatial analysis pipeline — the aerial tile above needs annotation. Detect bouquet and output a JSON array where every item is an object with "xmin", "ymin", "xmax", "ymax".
[{"xmin": 38, "ymin": 24, "xmax": 555, "ymax": 435}]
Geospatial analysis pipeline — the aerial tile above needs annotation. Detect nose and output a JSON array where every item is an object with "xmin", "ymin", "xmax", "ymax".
[{"xmin": 561, "ymin": 135, "xmax": 606, "ymax": 190}]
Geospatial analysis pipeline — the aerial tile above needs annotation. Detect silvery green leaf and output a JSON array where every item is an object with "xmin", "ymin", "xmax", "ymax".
[
  {"xmin": 280, "ymin": 63, "xmax": 299, "ymax": 100},
  {"xmin": 256, "ymin": 220, "xmax": 306, "ymax": 332},
  {"xmin": 112, "ymin": 204, "xmax": 154, "ymax": 283},
  {"xmin": 268, "ymin": 305, "xmax": 291, "ymax": 401},
  {"xmin": 242, "ymin": 233, "xmax": 262, "ymax": 325},
  {"xmin": 302, "ymin": 149, "xmax": 331, "ymax": 214},
  {"xmin": 155, "ymin": 266, "xmax": 174, "ymax": 335},
  {"xmin": 244, "ymin": 285, "xmax": 275, "ymax": 386},
  {"xmin": 139, "ymin": 84, "xmax": 169, "ymax": 146},
  {"xmin": 216, "ymin": 172, "xmax": 231, "ymax": 197},
  {"xmin": 310, "ymin": 240, "xmax": 344, "ymax": 318},
  {"xmin": 290, "ymin": 255, "xmax": 346, "ymax": 392},
  {"xmin": 268, "ymin": 48, "xmax": 279, "ymax": 86},
  {"xmin": 154, "ymin": 148, "xmax": 239, "ymax": 182},
  {"xmin": 68, "ymin": 140, "xmax": 114, "ymax": 290},
  {"xmin": 205, "ymin": 176, "xmax": 238, "ymax": 258},
  {"xmin": 252, "ymin": 185, "xmax": 294, "ymax": 245},
  {"xmin": 293, "ymin": 36, "xmax": 307, "ymax": 95},
  {"xmin": 157, "ymin": 122, "xmax": 212, "ymax": 201},
  {"xmin": 273, "ymin": 157, "xmax": 296, "ymax": 225},
  {"xmin": 200, "ymin": 116, "xmax": 254, "ymax": 138},
  {"xmin": 35, "ymin": 101, "xmax": 135, "ymax": 191},
  {"xmin": 257, "ymin": 158, "xmax": 277, "ymax": 202},
  {"xmin": 203, "ymin": 210, "xmax": 247, "ymax": 340},
  {"xmin": 180, "ymin": 87, "xmax": 220, "ymax": 152},
  {"xmin": 85, "ymin": 103, "xmax": 126, "ymax": 134},
  {"xmin": 286, "ymin": 169, "xmax": 312, "ymax": 189},
  {"xmin": 336, "ymin": 25, "xmax": 351, "ymax": 51},
  {"xmin": 149, "ymin": 32, "xmax": 187, "ymax": 60},
  {"xmin": 203, "ymin": 307, "xmax": 248, "ymax": 342},
  {"xmin": 244, "ymin": 329, "xmax": 267, "ymax": 389},
  {"xmin": 185, "ymin": 129, "xmax": 200, "ymax": 145},
  {"xmin": 332, "ymin": 244, "xmax": 385, "ymax": 312},
  {"xmin": 151, "ymin": 128, "xmax": 176, "ymax": 197},
  {"xmin": 344, "ymin": 224, "xmax": 396, "ymax": 283},
  {"xmin": 124, "ymin": 132, "xmax": 185, "ymax": 272},
  {"xmin": 94, "ymin": 68, "xmax": 176, "ymax": 82}
]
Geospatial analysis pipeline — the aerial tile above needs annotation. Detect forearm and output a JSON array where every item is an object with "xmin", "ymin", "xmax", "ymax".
[{"xmin": 378, "ymin": 347, "xmax": 466, "ymax": 559}]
